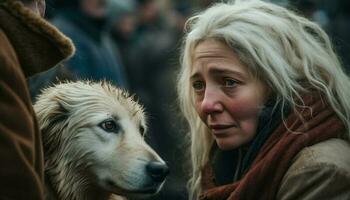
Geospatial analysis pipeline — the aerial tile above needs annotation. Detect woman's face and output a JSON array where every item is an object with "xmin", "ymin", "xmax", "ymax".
[{"xmin": 191, "ymin": 39, "xmax": 269, "ymax": 150}]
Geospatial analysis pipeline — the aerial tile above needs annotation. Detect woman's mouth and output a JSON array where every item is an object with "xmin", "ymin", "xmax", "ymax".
[{"xmin": 208, "ymin": 124, "xmax": 236, "ymax": 136}]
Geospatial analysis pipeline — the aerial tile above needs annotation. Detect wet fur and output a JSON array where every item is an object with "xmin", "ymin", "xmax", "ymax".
[{"xmin": 34, "ymin": 81, "xmax": 165, "ymax": 200}]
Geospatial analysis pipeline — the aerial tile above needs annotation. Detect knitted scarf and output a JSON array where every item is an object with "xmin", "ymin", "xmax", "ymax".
[{"xmin": 199, "ymin": 94, "xmax": 345, "ymax": 200}]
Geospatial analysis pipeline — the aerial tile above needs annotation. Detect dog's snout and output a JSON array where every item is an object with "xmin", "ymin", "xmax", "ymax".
[{"xmin": 146, "ymin": 161, "xmax": 169, "ymax": 183}]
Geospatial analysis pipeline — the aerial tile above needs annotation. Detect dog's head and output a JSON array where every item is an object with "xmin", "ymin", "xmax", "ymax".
[{"xmin": 34, "ymin": 81, "xmax": 168, "ymax": 198}]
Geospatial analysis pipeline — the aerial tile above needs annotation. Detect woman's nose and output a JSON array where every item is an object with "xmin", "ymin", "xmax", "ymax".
[{"xmin": 201, "ymin": 88, "xmax": 223, "ymax": 114}]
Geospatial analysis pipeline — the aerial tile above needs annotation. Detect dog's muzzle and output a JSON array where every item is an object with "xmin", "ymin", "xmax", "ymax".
[{"xmin": 146, "ymin": 161, "xmax": 169, "ymax": 183}]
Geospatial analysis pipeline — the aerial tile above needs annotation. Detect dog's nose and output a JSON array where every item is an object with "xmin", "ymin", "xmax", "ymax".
[{"xmin": 146, "ymin": 161, "xmax": 169, "ymax": 183}]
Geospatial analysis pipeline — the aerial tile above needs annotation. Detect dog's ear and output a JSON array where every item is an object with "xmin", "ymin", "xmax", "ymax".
[
  {"xmin": 48, "ymin": 102, "xmax": 69, "ymax": 129},
  {"xmin": 34, "ymin": 96, "xmax": 70, "ymax": 133},
  {"xmin": 34, "ymin": 92, "xmax": 72, "ymax": 161}
]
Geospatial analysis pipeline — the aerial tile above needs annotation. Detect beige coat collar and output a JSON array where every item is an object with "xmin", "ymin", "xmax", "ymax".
[{"xmin": 0, "ymin": 0, "xmax": 75, "ymax": 77}]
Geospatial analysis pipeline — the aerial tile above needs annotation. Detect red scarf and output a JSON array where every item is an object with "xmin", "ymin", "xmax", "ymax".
[{"xmin": 199, "ymin": 94, "xmax": 345, "ymax": 200}]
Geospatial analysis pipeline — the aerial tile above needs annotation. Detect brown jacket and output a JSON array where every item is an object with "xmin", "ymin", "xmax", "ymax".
[
  {"xmin": 277, "ymin": 138, "xmax": 350, "ymax": 200},
  {"xmin": 0, "ymin": 0, "xmax": 74, "ymax": 199}
]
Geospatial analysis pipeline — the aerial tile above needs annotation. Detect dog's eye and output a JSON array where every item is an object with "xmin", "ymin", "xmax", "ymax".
[{"xmin": 99, "ymin": 120, "xmax": 120, "ymax": 133}]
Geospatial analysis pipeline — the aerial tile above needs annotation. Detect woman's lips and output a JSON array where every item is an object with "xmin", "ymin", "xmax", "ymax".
[{"xmin": 208, "ymin": 124, "xmax": 236, "ymax": 136}]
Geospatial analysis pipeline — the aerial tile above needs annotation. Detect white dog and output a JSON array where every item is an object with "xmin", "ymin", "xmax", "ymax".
[{"xmin": 34, "ymin": 81, "xmax": 169, "ymax": 200}]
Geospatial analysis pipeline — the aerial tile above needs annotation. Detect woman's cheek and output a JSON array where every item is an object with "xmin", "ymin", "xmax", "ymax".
[{"xmin": 227, "ymin": 98, "xmax": 261, "ymax": 120}]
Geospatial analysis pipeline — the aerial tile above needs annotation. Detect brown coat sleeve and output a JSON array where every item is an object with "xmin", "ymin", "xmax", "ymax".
[
  {"xmin": 277, "ymin": 139, "xmax": 350, "ymax": 200},
  {"xmin": 0, "ymin": 30, "xmax": 44, "ymax": 199}
]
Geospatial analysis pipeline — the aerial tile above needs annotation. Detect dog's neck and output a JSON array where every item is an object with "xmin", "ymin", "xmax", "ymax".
[{"xmin": 45, "ymin": 158, "xmax": 112, "ymax": 200}]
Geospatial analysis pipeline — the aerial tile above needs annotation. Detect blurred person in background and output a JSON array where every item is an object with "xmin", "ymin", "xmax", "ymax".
[
  {"xmin": 108, "ymin": 0, "xmax": 137, "ymax": 45},
  {"xmin": 125, "ymin": 0, "xmax": 174, "ymax": 101},
  {"xmin": 289, "ymin": 0, "xmax": 350, "ymax": 73},
  {"xmin": 29, "ymin": 0, "xmax": 128, "ymax": 100},
  {"xmin": 0, "ymin": 0, "xmax": 74, "ymax": 199},
  {"xmin": 107, "ymin": 0, "xmax": 138, "ymax": 70},
  {"xmin": 289, "ymin": 0, "xmax": 329, "ymax": 31},
  {"xmin": 107, "ymin": 0, "xmax": 190, "ymax": 199},
  {"xmin": 328, "ymin": 0, "xmax": 350, "ymax": 73}
]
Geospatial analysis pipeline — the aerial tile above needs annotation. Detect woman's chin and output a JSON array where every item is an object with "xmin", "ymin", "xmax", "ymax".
[{"xmin": 215, "ymin": 137, "xmax": 247, "ymax": 150}]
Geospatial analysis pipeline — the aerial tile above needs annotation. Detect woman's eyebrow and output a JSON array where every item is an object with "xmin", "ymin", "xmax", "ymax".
[
  {"xmin": 190, "ymin": 72, "xmax": 200, "ymax": 81},
  {"xmin": 209, "ymin": 68, "xmax": 246, "ymax": 79},
  {"xmin": 190, "ymin": 68, "xmax": 246, "ymax": 81}
]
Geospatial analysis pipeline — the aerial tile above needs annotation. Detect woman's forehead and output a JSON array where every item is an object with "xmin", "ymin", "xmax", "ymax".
[
  {"xmin": 193, "ymin": 39, "xmax": 230, "ymax": 56},
  {"xmin": 192, "ymin": 40, "xmax": 246, "ymax": 71}
]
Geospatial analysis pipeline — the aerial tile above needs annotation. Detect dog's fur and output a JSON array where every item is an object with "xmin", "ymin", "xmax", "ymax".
[{"xmin": 34, "ymin": 81, "xmax": 167, "ymax": 200}]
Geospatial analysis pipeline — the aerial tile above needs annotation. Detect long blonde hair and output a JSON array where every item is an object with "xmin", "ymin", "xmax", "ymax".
[{"xmin": 177, "ymin": 0, "xmax": 350, "ymax": 199}]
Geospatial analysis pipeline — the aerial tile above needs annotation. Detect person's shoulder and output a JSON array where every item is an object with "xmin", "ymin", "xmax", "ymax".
[
  {"xmin": 0, "ymin": 28, "xmax": 19, "ymax": 70},
  {"xmin": 0, "ymin": 28, "xmax": 13, "ymax": 54},
  {"xmin": 277, "ymin": 138, "xmax": 350, "ymax": 200},
  {"xmin": 292, "ymin": 138, "xmax": 350, "ymax": 172},
  {"xmin": 282, "ymin": 138, "xmax": 350, "ymax": 187},
  {"xmin": 310, "ymin": 138, "xmax": 350, "ymax": 162}
]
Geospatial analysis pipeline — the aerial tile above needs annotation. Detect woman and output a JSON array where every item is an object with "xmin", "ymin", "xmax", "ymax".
[{"xmin": 177, "ymin": 0, "xmax": 350, "ymax": 200}]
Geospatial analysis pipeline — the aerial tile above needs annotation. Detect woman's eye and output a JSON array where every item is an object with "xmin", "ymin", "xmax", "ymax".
[
  {"xmin": 99, "ymin": 120, "xmax": 120, "ymax": 133},
  {"xmin": 223, "ymin": 78, "xmax": 237, "ymax": 87},
  {"xmin": 192, "ymin": 81, "xmax": 205, "ymax": 91}
]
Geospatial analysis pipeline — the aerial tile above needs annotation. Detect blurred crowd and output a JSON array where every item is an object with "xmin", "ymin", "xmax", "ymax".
[
  {"xmin": 27, "ymin": 0, "xmax": 350, "ymax": 199},
  {"xmin": 289, "ymin": 0, "xmax": 350, "ymax": 73}
]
